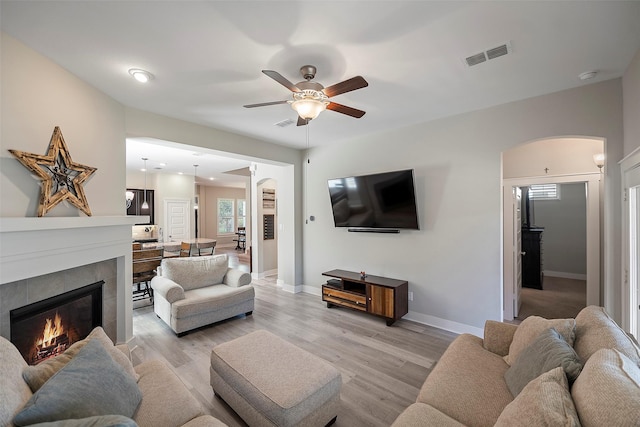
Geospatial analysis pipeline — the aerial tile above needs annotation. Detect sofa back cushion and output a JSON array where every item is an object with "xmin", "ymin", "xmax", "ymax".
[
  {"xmin": 571, "ymin": 348, "xmax": 640, "ymax": 427},
  {"xmin": 162, "ymin": 254, "xmax": 228, "ymax": 291},
  {"xmin": 504, "ymin": 316, "xmax": 576, "ymax": 366},
  {"xmin": 0, "ymin": 336, "xmax": 32, "ymax": 427},
  {"xmin": 574, "ymin": 305, "xmax": 640, "ymax": 364}
]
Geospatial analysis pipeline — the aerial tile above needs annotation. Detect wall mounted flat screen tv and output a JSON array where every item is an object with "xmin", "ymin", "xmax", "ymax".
[{"xmin": 328, "ymin": 169, "xmax": 419, "ymax": 231}]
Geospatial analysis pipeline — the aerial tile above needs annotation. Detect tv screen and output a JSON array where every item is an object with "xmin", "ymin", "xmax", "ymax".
[{"xmin": 328, "ymin": 169, "xmax": 419, "ymax": 230}]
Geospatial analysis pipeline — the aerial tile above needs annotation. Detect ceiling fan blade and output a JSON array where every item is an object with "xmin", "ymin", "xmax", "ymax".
[
  {"xmin": 262, "ymin": 70, "xmax": 301, "ymax": 92},
  {"xmin": 243, "ymin": 100, "xmax": 289, "ymax": 108},
  {"xmin": 323, "ymin": 76, "xmax": 368, "ymax": 98},
  {"xmin": 327, "ymin": 102, "xmax": 366, "ymax": 118},
  {"xmin": 297, "ymin": 116, "xmax": 310, "ymax": 126}
]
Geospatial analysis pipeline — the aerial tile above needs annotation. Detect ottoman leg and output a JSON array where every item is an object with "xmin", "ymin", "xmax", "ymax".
[{"xmin": 325, "ymin": 416, "xmax": 337, "ymax": 426}]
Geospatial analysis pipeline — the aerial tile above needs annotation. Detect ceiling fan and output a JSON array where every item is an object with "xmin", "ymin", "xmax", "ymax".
[{"xmin": 243, "ymin": 65, "xmax": 368, "ymax": 126}]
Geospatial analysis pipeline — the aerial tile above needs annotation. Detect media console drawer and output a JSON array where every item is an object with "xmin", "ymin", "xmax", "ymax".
[{"xmin": 322, "ymin": 286, "xmax": 367, "ymax": 311}]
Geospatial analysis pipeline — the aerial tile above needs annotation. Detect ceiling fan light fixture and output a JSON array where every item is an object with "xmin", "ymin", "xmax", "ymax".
[{"xmin": 291, "ymin": 98, "xmax": 327, "ymax": 120}]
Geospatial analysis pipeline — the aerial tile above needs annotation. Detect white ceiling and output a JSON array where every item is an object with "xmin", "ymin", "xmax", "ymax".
[{"xmin": 2, "ymin": 1, "xmax": 640, "ymax": 181}]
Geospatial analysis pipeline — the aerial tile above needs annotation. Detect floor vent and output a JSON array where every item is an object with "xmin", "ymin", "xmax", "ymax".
[
  {"xmin": 274, "ymin": 119, "xmax": 295, "ymax": 127},
  {"xmin": 465, "ymin": 41, "xmax": 512, "ymax": 67}
]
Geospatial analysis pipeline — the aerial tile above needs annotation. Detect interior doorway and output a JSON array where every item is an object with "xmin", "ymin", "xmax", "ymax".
[{"xmin": 503, "ymin": 175, "xmax": 600, "ymax": 321}]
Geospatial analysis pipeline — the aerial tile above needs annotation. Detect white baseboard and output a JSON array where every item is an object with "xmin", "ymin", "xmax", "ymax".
[
  {"xmin": 404, "ymin": 311, "xmax": 484, "ymax": 338},
  {"xmin": 298, "ymin": 287, "xmax": 482, "ymax": 337},
  {"xmin": 251, "ymin": 269, "xmax": 278, "ymax": 280},
  {"xmin": 544, "ymin": 270, "xmax": 587, "ymax": 281}
]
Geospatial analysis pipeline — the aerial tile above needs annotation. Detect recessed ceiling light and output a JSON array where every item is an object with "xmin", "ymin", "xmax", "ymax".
[
  {"xmin": 209, "ymin": 177, "xmax": 215, "ymax": 180},
  {"xmin": 128, "ymin": 68, "xmax": 154, "ymax": 83},
  {"xmin": 140, "ymin": 168, "xmax": 146, "ymax": 172},
  {"xmin": 579, "ymin": 71, "xmax": 597, "ymax": 81},
  {"xmin": 159, "ymin": 163, "xmax": 166, "ymax": 167},
  {"xmin": 178, "ymin": 172, "xmax": 183, "ymax": 175}
]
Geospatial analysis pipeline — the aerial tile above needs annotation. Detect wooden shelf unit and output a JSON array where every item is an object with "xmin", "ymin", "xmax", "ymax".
[{"xmin": 322, "ymin": 269, "xmax": 409, "ymax": 326}]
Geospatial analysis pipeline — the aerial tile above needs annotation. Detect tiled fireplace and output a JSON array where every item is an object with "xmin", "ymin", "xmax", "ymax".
[
  {"xmin": 10, "ymin": 280, "xmax": 104, "ymax": 365},
  {"xmin": 0, "ymin": 216, "xmax": 142, "ymax": 346}
]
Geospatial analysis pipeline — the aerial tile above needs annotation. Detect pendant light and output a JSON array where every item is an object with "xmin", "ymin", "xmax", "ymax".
[
  {"xmin": 141, "ymin": 157, "xmax": 149, "ymax": 210},
  {"xmin": 193, "ymin": 165, "xmax": 199, "ymax": 210}
]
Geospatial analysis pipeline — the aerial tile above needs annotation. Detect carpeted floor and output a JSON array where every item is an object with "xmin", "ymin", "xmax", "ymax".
[{"xmin": 514, "ymin": 275, "xmax": 586, "ymax": 323}]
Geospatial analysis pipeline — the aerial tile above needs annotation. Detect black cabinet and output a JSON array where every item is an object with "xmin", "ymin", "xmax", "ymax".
[
  {"xmin": 126, "ymin": 189, "xmax": 154, "ymax": 225},
  {"xmin": 522, "ymin": 227, "xmax": 543, "ymax": 289}
]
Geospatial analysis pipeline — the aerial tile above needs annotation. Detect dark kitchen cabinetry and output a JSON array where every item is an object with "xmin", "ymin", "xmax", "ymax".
[
  {"xmin": 522, "ymin": 227, "xmax": 544, "ymax": 289},
  {"xmin": 126, "ymin": 189, "xmax": 154, "ymax": 225}
]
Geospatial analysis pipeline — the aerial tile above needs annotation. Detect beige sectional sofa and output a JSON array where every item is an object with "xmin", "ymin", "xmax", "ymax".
[
  {"xmin": 392, "ymin": 305, "xmax": 640, "ymax": 426},
  {"xmin": 151, "ymin": 254, "xmax": 254, "ymax": 336},
  {"xmin": 1, "ymin": 327, "xmax": 225, "ymax": 427}
]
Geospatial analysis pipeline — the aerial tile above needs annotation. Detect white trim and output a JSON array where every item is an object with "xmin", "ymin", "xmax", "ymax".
[
  {"xmin": 620, "ymin": 147, "xmax": 640, "ymax": 337},
  {"xmin": 404, "ymin": 311, "xmax": 484, "ymax": 338},
  {"xmin": 543, "ymin": 271, "xmax": 587, "ymax": 281},
  {"xmin": 302, "ymin": 285, "xmax": 322, "ymax": 296}
]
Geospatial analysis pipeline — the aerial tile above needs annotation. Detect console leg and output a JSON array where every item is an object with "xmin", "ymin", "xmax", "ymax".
[
  {"xmin": 245, "ymin": 311, "xmax": 253, "ymax": 316},
  {"xmin": 386, "ymin": 319, "xmax": 396, "ymax": 326}
]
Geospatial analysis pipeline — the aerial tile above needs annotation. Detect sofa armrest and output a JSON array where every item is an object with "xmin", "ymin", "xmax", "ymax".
[
  {"xmin": 223, "ymin": 268, "xmax": 252, "ymax": 287},
  {"xmin": 483, "ymin": 320, "xmax": 518, "ymax": 356},
  {"xmin": 116, "ymin": 343, "xmax": 132, "ymax": 361},
  {"xmin": 151, "ymin": 276, "xmax": 185, "ymax": 303},
  {"xmin": 391, "ymin": 403, "xmax": 465, "ymax": 427}
]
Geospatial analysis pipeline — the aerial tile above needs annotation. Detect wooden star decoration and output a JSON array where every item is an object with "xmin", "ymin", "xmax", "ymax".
[{"xmin": 9, "ymin": 126, "xmax": 97, "ymax": 217}]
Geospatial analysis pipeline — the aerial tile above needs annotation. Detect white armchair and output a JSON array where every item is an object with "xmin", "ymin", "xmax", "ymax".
[{"xmin": 151, "ymin": 254, "xmax": 254, "ymax": 336}]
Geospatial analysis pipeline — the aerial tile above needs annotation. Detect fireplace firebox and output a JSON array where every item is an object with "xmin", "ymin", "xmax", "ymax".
[{"xmin": 10, "ymin": 281, "xmax": 103, "ymax": 365}]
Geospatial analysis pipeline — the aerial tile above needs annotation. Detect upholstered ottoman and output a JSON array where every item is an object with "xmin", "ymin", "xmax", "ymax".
[{"xmin": 210, "ymin": 330, "xmax": 342, "ymax": 427}]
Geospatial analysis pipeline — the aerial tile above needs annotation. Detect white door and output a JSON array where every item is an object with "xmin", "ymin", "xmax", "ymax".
[
  {"xmin": 164, "ymin": 199, "xmax": 190, "ymax": 242},
  {"xmin": 513, "ymin": 187, "xmax": 523, "ymax": 318}
]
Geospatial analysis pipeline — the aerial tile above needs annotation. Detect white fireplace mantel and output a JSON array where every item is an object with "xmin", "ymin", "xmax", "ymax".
[{"xmin": 0, "ymin": 215, "xmax": 145, "ymax": 343}]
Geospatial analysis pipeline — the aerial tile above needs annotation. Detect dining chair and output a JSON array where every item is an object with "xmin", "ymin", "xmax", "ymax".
[
  {"xmin": 198, "ymin": 241, "xmax": 216, "ymax": 256},
  {"xmin": 132, "ymin": 247, "xmax": 163, "ymax": 303},
  {"xmin": 180, "ymin": 242, "xmax": 192, "ymax": 257}
]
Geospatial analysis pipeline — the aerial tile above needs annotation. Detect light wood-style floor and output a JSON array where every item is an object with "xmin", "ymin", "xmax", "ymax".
[{"xmin": 132, "ymin": 269, "xmax": 457, "ymax": 426}]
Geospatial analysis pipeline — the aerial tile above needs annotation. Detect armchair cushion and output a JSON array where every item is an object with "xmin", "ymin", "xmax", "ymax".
[
  {"xmin": 151, "ymin": 276, "xmax": 185, "ymax": 303},
  {"xmin": 223, "ymin": 268, "xmax": 251, "ymax": 287},
  {"xmin": 161, "ymin": 255, "xmax": 228, "ymax": 291}
]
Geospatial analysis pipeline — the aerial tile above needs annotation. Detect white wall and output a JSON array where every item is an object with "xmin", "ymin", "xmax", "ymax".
[
  {"xmin": 623, "ymin": 48, "xmax": 640, "ymax": 157},
  {"xmin": 1, "ymin": 33, "xmax": 125, "ymax": 217},
  {"xmin": 503, "ymin": 137, "xmax": 604, "ymax": 178},
  {"xmin": 304, "ymin": 79, "xmax": 623, "ymax": 334},
  {"xmin": 534, "ymin": 183, "xmax": 587, "ymax": 277}
]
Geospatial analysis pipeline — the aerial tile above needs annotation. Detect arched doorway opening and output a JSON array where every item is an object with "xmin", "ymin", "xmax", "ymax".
[{"xmin": 502, "ymin": 136, "xmax": 604, "ymax": 321}]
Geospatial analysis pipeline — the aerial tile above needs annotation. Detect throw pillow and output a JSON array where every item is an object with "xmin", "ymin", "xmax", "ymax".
[
  {"xmin": 572, "ymin": 348, "xmax": 640, "ymax": 427},
  {"xmin": 25, "ymin": 415, "xmax": 138, "ymax": 427},
  {"xmin": 504, "ymin": 315, "xmax": 576, "ymax": 366},
  {"xmin": 504, "ymin": 328, "xmax": 582, "ymax": 397},
  {"xmin": 495, "ymin": 367, "xmax": 580, "ymax": 427},
  {"xmin": 13, "ymin": 339, "xmax": 143, "ymax": 426},
  {"xmin": 23, "ymin": 326, "xmax": 139, "ymax": 392}
]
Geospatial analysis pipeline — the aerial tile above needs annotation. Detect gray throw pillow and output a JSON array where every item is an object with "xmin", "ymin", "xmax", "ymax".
[
  {"xmin": 13, "ymin": 339, "xmax": 142, "ymax": 426},
  {"xmin": 504, "ymin": 327, "xmax": 582, "ymax": 397}
]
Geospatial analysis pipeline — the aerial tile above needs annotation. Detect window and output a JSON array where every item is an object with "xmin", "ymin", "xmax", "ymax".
[
  {"xmin": 236, "ymin": 199, "xmax": 246, "ymax": 228},
  {"xmin": 218, "ymin": 198, "xmax": 234, "ymax": 233},
  {"xmin": 528, "ymin": 184, "xmax": 560, "ymax": 200}
]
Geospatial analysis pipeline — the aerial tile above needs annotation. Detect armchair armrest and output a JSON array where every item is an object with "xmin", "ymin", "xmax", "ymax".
[
  {"xmin": 482, "ymin": 320, "xmax": 518, "ymax": 356},
  {"xmin": 223, "ymin": 268, "xmax": 252, "ymax": 287},
  {"xmin": 150, "ymin": 276, "xmax": 185, "ymax": 303}
]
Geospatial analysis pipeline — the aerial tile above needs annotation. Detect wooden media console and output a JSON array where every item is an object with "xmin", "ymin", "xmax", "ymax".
[{"xmin": 322, "ymin": 269, "xmax": 409, "ymax": 326}]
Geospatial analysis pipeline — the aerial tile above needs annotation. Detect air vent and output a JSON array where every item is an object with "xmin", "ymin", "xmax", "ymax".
[
  {"xmin": 274, "ymin": 119, "xmax": 295, "ymax": 128},
  {"xmin": 465, "ymin": 52, "xmax": 487, "ymax": 67},
  {"xmin": 465, "ymin": 41, "xmax": 512, "ymax": 67}
]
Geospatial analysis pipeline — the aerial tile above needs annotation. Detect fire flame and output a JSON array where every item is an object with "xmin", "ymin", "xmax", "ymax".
[{"xmin": 36, "ymin": 312, "xmax": 64, "ymax": 348}]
